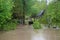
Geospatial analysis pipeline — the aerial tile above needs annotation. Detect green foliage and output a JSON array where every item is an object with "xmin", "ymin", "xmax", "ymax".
[
  {"xmin": 25, "ymin": 0, "xmax": 46, "ymax": 29},
  {"xmin": 13, "ymin": 0, "xmax": 23, "ymax": 19},
  {"xmin": 33, "ymin": 19, "xmax": 42, "ymax": 29},
  {"xmin": 0, "ymin": 0, "xmax": 17, "ymax": 31},
  {"xmin": 26, "ymin": 0, "xmax": 46, "ymax": 16},
  {"xmin": 1, "ymin": 20, "xmax": 17, "ymax": 31},
  {"xmin": 40, "ymin": 0, "xmax": 60, "ymax": 28},
  {"xmin": 47, "ymin": 1, "xmax": 60, "ymax": 26}
]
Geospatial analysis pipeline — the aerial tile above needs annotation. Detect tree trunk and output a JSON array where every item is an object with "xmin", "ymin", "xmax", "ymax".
[{"xmin": 22, "ymin": 0, "xmax": 26, "ymax": 24}]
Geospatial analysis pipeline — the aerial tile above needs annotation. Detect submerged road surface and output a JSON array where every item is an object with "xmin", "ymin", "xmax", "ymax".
[{"xmin": 0, "ymin": 25, "xmax": 60, "ymax": 40}]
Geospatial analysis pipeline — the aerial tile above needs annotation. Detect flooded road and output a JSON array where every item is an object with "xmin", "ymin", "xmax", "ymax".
[{"xmin": 0, "ymin": 25, "xmax": 60, "ymax": 40}]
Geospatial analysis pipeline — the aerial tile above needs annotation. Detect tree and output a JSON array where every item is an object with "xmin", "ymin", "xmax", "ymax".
[
  {"xmin": 22, "ymin": 0, "xmax": 26, "ymax": 24},
  {"xmin": 0, "ymin": 0, "xmax": 17, "ymax": 31},
  {"xmin": 40, "ymin": 0, "xmax": 60, "ymax": 28}
]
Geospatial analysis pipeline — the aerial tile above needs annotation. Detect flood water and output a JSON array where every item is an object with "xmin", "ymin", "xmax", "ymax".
[{"xmin": 0, "ymin": 25, "xmax": 60, "ymax": 40}]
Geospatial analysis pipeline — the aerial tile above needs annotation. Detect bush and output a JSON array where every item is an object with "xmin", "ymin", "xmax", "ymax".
[
  {"xmin": 33, "ymin": 19, "xmax": 42, "ymax": 29},
  {"xmin": 0, "ymin": 0, "xmax": 17, "ymax": 31}
]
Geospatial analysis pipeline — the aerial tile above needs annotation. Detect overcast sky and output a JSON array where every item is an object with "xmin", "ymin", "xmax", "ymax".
[
  {"xmin": 47, "ymin": 0, "xmax": 52, "ymax": 4},
  {"xmin": 37, "ymin": 0, "xmax": 53, "ymax": 5}
]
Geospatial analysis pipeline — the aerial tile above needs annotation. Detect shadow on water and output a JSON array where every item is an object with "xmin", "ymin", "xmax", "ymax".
[{"xmin": 0, "ymin": 31, "xmax": 7, "ymax": 34}]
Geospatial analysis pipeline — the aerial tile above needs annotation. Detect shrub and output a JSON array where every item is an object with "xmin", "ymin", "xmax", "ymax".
[
  {"xmin": 33, "ymin": 19, "xmax": 42, "ymax": 29},
  {"xmin": 0, "ymin": 0, "xmax": 17, "ymax": 31}
]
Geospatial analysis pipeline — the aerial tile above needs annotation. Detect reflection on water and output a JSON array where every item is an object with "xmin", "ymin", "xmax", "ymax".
[
  {"xmin": 32, "ymin": 31, "xmax": 45, "ymax": 40},
  {"xmin": 0, "ymin": 25, "xmax": 60, "ymax": 40},
  {"xmin": 32, "ymin": 29, "xmax": 60, "ymax": 40}
]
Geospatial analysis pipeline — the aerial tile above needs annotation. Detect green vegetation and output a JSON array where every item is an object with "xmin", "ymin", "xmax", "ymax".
[
  {"xmin": 47, "ymin": 0, "xmax": 60, "ymax": 28},
  {"xmin": 39, "ymin": 0, "xmax": 60, "ymax": 28},
  {"xmin": 0, "ymin": 0, "xmax": 60, "ymax": 30},
  {"xmin": 0, "ymin": 0, "xmax": 17, "ymax": 31},
  {"xmin": 33, "ymin": 19, "xmax": 42, "ymax": 29},
  {"xmin": 26, "ymin": 0, "xmax": 46, "ymax": 16}
]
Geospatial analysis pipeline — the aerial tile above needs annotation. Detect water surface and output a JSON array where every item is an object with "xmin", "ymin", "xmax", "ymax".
[{"xmin": 0, "ymin": 25, "xmax": 60, "ymax": 40}]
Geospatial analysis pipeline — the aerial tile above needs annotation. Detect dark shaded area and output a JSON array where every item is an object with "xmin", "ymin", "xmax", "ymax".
[
  {"xmin": 29, "ymin": 21, "xmax": 33, "ymax": 25},
  {"xmin": 0, "ymin": 9, "xmax": 3, "ymax": 13},
  {"xmin": 36, "ymin": 9, "xmax": 45, "ymax": 17},
  {"xmin": 29, "ymin": 9, "xmax": 45, "ymax": 25},
  {"xmin": 30, "ymin": 9, "xmax": 45, "ymax": 18}
]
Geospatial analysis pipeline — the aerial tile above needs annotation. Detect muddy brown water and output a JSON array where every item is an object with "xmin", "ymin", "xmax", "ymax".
[{"xmin": 0, "ymin": 25, "xmax": 60, "ymax": 40}]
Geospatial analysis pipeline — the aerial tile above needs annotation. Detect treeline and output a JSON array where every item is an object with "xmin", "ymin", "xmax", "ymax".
[
  {"xmin": 1, "ymin": 0, "xmax": 60, "ymax": 30},
  {"xmin": 0, "ymin": 0, "xmax": 46, "ymax": 30},
  {"xmin": 39, "ymin": 0, "xmax": 60, "ymax": 28}
]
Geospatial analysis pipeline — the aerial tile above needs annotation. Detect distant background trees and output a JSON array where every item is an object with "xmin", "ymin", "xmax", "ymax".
[
  {"xmin": 13, "ymin": 0, "xmax": 46, "ymax": 24},
  {"xmin": 0, "ymin": 0, "xmax": 46, "ymax": 30}
]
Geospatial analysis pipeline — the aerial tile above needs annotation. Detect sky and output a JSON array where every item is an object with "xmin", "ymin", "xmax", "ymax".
[
  {"xmin": 47, "ymin": 0, "xmax": 52, "ymax": 5},
  {"xmin": 37, "ymin": 0, "xmax": 53, "ymax": 5}
]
